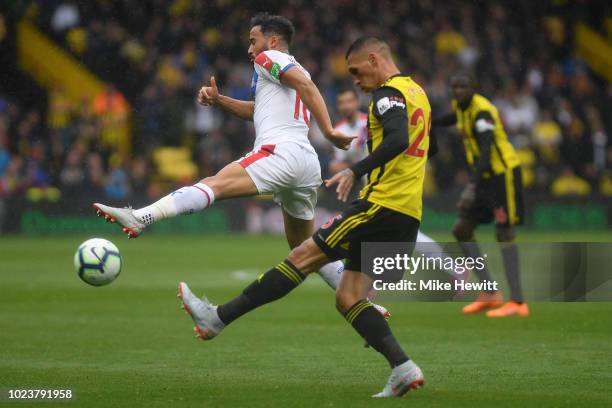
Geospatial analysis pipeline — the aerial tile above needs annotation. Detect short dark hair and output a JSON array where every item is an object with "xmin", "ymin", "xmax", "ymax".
[
  {"xmin": 450, "ymin": 71, "xmax": 476, "ymax": 86},
  {"xmin": 250, "ymin": 12, "xmax": 295, "ymax": 45},
  {"xmin": 345, "ymin": 36, "xmax": 388, "ymax": 59}
]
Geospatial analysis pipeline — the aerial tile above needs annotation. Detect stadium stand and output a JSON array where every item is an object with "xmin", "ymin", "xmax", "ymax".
[{"xmin": 0, "ymin": 0, "xmax": 610, "ymax": 208}]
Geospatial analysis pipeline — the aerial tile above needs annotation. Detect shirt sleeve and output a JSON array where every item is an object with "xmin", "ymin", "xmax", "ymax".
[
  {"xmin": 253, "ymin": 50, "xmax": 296, "ymax": 84},
  {"xmin": 472, "ymin": 110, "xmax": 495, "ymax": 181},
  {"xmin": 428, "ymin": 130, "xmax": 438, "ymax": 158},
  {"xmin": 350, "ymin": 87, "xmax": 409, "ymax": 178}
]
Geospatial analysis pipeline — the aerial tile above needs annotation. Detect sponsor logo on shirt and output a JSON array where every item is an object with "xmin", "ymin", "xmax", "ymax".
[
  {"xmin": 270, "ymin": 62, "xmax": 281, "ymax": 79},
  {"xmin": 255, "ymin": 52, "xmax": 281, "ymax": 79}
]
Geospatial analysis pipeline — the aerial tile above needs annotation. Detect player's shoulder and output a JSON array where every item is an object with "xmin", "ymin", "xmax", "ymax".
[
  {"xmin": 472, "ymin": 94, "xmax": 498, "ymax": 115},
  {"xmin": 264, "ymin": 49, "xmax": 289, "ymax": 57},
  {"xmin": 255, "ymin": 49, "xmax": 294, "ymax": 64},
  {"xmin": 372, "ymin": 85, "xmax": 403, "ymax": 101},
  {"xmin": 472, "ymin": 93, "xmax": 488, "ymax": 103},
  {"xmin": 372, "ymin": 86, "xmax": 405, "ymax": 117},
  {"xmin": 386, "ymin": 75, "xmax": 425, "ymax": 94},
  {"xmin": 334, "ymin": 118, "xmax": 348, "ymax": 129},
  {"xmin": 472, "ymin": 93, "xmax": 493, "ymax": 108},
  {"xmin": 357, "ymin": 112, "xmax": 368, "ymax": 125}
]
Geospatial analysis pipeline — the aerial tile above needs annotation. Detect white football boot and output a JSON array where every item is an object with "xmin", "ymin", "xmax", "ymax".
[
  {"xmin": 93, "ymin": 203, "xmax": 146, "ymax": 238},
  {"xmin": 177, "ymin": 282, "xmax": 225, "ymax": 340},
  {"xmin": 373, "ymin": 303, "xmax": 391, "ymax": 320},
  {"xmin": 372, "ymin": 360, "xmax": 425, "ymax": 398}
]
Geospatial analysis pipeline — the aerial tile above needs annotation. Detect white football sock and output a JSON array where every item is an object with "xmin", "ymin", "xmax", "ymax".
[
  {"xmin": 133, "ymin": 182, "xmax": 215, "ymax": 225},
  {"xmin": 318, "ymin": 260, "xmax": 344, "ymax": 289}
]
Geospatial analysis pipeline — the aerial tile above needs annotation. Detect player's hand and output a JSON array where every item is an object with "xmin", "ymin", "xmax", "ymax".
[
  {"xmin": 325, "ymin": 129, "xmax": 356, "ymax": 151},
  {"xmin": 325, "ymin": 168, "xmax": 356, "ymax": 202},
  {"xmin": 457, "ymin": 182, "xmax": 476, "ymax": 210},
  {"xmin": 198, "ymin": 76, "xmax": 220, "ymax": 106}
]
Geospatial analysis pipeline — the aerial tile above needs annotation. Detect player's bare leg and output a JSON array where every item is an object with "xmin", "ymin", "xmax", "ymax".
[
  {"xmin": 93, "ymin": 162, "xmax": 258, "ymax": 237},
  {"xmin": 281, "ymin": 209, "xmax": 314, "ymax": 249},
  {"xmin": 281, "ymin": 209, "xmax": 344, "ymax": 290}
]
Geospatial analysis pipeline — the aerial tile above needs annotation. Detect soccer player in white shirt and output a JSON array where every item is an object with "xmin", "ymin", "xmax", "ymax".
[
  {"xmin": 329, "ymin": 88, "xmax": 369, "ymax": 176},
  {"xmin": 93, "ymin": 13, "xmax": 382, "ymax": 301}
]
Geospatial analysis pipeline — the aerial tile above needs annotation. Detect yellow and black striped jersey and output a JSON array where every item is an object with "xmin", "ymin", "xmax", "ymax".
[
  {"xmin": 452, "ymin": 93, "xmax": 520, "ymax": 176},
  {"xmin": 358, "ymin": 75, "xmax": 431, "ymax": 221}
]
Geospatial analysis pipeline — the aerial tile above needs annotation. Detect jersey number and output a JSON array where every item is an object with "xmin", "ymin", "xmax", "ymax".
[
  {"xmin": 405, "ymin": 108, "xmax": 430, "ymax": 157},
  {"xmin": 294, "ymin": 93, "xmax": 310, "ymax": 127}
]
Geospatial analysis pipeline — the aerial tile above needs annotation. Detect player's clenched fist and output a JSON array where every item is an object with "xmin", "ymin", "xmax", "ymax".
[{"xmin": 198, "ymin": 76, "xmax": 220, "ymax": 106}]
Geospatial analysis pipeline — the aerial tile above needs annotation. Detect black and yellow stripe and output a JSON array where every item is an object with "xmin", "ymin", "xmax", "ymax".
[
  {"xmin": 275, "ymin": 260, "xmax": 304, "ymax": 285},
  {"xmin": 345, "ymin": 300, "xmax": 373, "ymax": 324},
  {"xmin": 325, "ymin": 204, "xmax": 382, "ymax": 248}
]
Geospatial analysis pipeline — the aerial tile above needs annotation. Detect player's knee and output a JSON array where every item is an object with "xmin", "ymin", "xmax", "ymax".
[
  {"xmin": 452, "ymin": 220, "xmax": 474, "ymax": 242},
  {"xmin": 495, "ymin": 225, "xmax": 515, "ymax": 242},
  {"xmin": 286, "ymin": 239, "xmax": 318, "ymax": 275},
  {"xmin": 335, "ymin": 289, "xmax": 357, "ymax": 314}
]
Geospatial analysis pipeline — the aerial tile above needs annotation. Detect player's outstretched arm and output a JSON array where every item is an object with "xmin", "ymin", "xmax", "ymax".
[
  {"xmin": 281, "ymin": 68, "xmax": 355, "ymax": 150},
  {"xmin": 198, "ymin": 76, "xmax": 255, "ymax": 121}
]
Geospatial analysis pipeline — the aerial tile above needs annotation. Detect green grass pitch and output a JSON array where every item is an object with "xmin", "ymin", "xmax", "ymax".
[{"xmin": 1, "ymin": 232, "xmax": 611, "ymax": 407}]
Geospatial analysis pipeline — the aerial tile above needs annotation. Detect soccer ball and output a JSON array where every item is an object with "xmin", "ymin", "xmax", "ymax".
[{"xmin": 74, "ymin": 238, "xmax": 122, "ymax": 286}]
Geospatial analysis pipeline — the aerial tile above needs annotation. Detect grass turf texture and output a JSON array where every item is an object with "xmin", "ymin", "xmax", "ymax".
[{"xmin": 1, "ymin": 232, "xmax": 611, "ymax": 407}]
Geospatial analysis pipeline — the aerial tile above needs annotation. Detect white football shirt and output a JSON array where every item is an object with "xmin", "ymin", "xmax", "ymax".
[
  {"xmin": 333, "ymin": 112, "xmax": 368, "ymax": 164},
  {"xmin": 251, "ymin": 50, "xmax": 315, "ymax": 152}
]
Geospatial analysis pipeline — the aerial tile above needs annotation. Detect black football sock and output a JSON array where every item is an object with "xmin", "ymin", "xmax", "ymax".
[
  {"xmin": 217, "ymin": 259, "xmax": 305, "ymax": 325},
  {"xmin": 501, "ymin": 242, "xmax": 523, "ymax": 302},
  {"xmin": 345, "ymin": 299, "xmax": 409, "ymax": 368},
  {"xmin": 459, "ymin": 241, "xmax": 496, "ymax": 293}
]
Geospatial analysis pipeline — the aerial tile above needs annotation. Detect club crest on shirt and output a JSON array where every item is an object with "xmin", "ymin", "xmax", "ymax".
[{"xmin": 376, "ymin": 97, "xmax": 391, "ymax": 115}]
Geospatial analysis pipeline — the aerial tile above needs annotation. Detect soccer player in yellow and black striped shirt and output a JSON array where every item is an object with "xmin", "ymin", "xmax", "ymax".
[
  {"xmin": 433, "ymin": 72, "xmax": 528, "ymax": 318},
  {"xmin": 178, "ymin": 37, "xmax": 428, "ymax": 398}
]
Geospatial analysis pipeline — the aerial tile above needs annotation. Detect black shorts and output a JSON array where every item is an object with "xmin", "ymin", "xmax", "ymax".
[
  {"xmin": 313, "ymin": 199, "xmax": 420, "ymax": 276},
  {"xmin": 461, "ymin": 166, "xmax": 525, "ymax": 226}
]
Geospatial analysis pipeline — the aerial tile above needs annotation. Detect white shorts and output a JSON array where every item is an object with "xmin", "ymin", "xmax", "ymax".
[{"xmin": 237, "ymin": 142, "xmax": 322, "ymax": 220}]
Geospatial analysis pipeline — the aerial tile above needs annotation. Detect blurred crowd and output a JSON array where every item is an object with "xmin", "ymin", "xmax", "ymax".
[{"xmin": 1, "ymin": 0, "xmax": 611, "ymax": 204}]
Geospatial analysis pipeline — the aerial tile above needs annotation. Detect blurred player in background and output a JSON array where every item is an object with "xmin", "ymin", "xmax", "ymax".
[
  {"xmin": 329, "ymin": 88, "xmax": 368, "ymax": 176},
  {"xmin": 433, "ymin": 72, "xmax": 528, "ymax": 317},
  {"xmin": 93, "ymin": 13, "xmax": 359, "ymax": 295},
  {"xmin": 178, "ymin": 37, "xmax": 429, "ymax": 397}
]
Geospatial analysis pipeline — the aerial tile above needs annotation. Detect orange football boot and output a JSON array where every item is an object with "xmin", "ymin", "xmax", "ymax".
[
  {"xmin": 462, "ymin": 291, "xmax": 503, "ymax": 314},
  {"xmin": 486, "ymin": 301, "xmax": 529, "ymax": 317}
]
